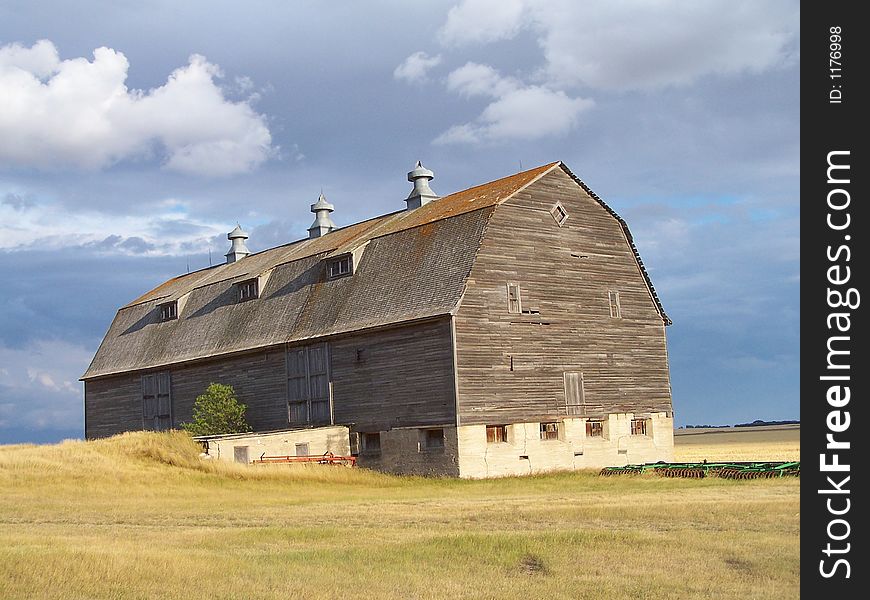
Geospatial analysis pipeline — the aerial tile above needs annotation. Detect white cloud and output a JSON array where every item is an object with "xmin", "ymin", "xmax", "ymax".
[
  {"xmin": 417, "ymin": 1, "xmax": 797, "ymax": 145},
  {"xmin": 445, "ymin": 62, "xmax": 518, "ymax": 98},
  {"xmin": 0, "ymin": 339, "xmax": 89, "ymax": 430},
  {"xmin": 0, "ymin": 40, "xmax": 275, "ymax": 176},
  {"xmin": 439, "ymin": 0, "xmax": 528, "ymax": 46},
  {"xmin": 393, "ymin": 51, "xmax": 442, "ymax": 83},
  {"xmin": 0, "ymin": 196, "xmax": 228, "ymax": 255},
  {"xmin": 437, "ymin": 0, "xmax": 798, "ymax": 91},
  {"xmin": 435, "ymin": 64, "xmax": 592, "ymax": 144}
]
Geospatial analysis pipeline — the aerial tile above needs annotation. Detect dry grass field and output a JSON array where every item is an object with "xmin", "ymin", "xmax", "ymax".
[
  {"xmin": 674, "ymin": 424, "xmax": 800, "ymax": 462},
  {"xmin": 1, "ymin": 430, "xmax": 799, "ymax": 600}
]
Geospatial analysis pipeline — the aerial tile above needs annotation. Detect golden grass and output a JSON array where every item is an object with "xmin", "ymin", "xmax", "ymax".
[
  {"xmin": 0, "ymin": 431, "xmax": 799, "ymax": 599},
  {"xmin": 674, "ymin": 425, "xmax": 800, "ymax": 462}
]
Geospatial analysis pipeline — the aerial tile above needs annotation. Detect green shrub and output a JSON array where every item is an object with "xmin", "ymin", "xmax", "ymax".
[{"xmin": 181, "ymin": 383, "xmax": 251, "ymax": 436}]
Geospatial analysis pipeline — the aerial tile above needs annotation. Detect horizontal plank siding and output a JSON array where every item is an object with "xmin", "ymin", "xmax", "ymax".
[
  {"xmin": 85, "ymin": 349, "xmax": 289, "ymax": 438},
  {"xmin": 84, "ymin": 376, "xmax": 144, "ymax": 439},
  {"xmin": 455, "ymin": 169, "xmax": 672, "ymax": 424},
  {"xmin": 169, "ymin": 350, "xmax": 288, "ymax": 432},
  {"xmin": 330, "ymin": 319, "xmax": 456, "ymax": 431}
]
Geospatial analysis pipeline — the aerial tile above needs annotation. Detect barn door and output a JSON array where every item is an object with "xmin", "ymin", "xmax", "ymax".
[
  {"xmin": 564, "ymin": 372, "xmax": 585, "ymax": 416},
  {"xmin": 308, "ymin": 344, "xmax": 330, "ymax": 424},
  {"xmin": 287, "ymin": 347, "xmax": 309, "ymax": 424},
  {"xmin": 286, "ymin": 343, "xmax": 331, "ymax": 426},
  {"xmin": 142, "ymin": 372, "xmax": 172, "ymax": 430}
]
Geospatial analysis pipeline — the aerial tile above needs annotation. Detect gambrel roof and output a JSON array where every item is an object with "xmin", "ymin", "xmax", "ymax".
[{"xmin": 83, "ymin": 162, "xmax": 668, "ymax": 380}]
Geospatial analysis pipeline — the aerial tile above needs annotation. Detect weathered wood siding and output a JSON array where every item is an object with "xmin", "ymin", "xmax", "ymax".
[
  {"xmin": 454, "ymin": 168, "xmax": 672, "ymax": 425},
  {"xmin": 85, "ymin": 318, "xmax": 456, "ymax": 439},
  {"xmin": 169, "ymin": 349, "xmax": 288, "ymax": 431},
  {"xmin": 84, "ymin": 375, "xmax": 144, "ymax": 439},
  {"xmin": 330, "ymin": 318, "xmax": 456, "ymax": 431},
  {"xmin": 85, "ymin": 349, "xmax": 289, "ymax": 438}
]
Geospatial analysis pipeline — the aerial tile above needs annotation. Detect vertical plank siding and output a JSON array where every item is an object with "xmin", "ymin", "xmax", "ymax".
[{"xmin": 454, "ymin": 169, "xmax": 673, "ymax": 424}]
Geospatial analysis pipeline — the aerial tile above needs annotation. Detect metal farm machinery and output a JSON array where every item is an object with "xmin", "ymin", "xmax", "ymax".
[{"xmin": 600, "ymin": 461, "xmax": 800, "ymax": 479}]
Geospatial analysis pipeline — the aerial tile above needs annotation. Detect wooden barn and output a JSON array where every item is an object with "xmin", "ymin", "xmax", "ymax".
[{"xmin": 82, "ymin": 161, "xmax": 674, "ymax": 477}]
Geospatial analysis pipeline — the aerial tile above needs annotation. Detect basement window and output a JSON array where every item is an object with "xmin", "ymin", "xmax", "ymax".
[
  {"xmin": 631, "ymin": 418, "xmax": 649, "ymax": 436},
  {"xmin": 507, "ymin": 283, "xmax": 522, "ymax": 314},
  {"xmin": 328, "ymin": 255, "xmax": 353, "ymax": 279},
  {"xmin": 361, "ymin": 432, "xmax": 381, "ymax": 454},
  {"xmin": 159, "ymin": 301, "xmax": 177, "ymax": 321},
  {"xmin": 550, "ymin": 202, "xmax": 569, "ymax": 226},
  {"xmin": 540, "ymin": 422, "xmax": 560, "ymax": 441},
  {"xmin": 238, "ymin": 278, "xmax": 259, "ymax": 302},
  {"xmin": 608, "ymin": 291, "xmax": 621, "ymax": 318},
  {"xmin": 486, "ymin": 425, "xmax": 508, "ymax": 444},
  {"xmin": 422, "ymin": 428, "xmax": 445, "ymax": 451},
  {"xmin": 586, "ymin": 420, "xmax": 603, "ymax": 438}
]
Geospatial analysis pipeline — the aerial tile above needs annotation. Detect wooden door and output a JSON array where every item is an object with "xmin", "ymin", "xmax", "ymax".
[
  {"xmin": 308, "ymin": 344, "xmax": 330, "ymax": 424},
  {"xmin": 286, "ymin": 343, "xmax": 331, "ymax": 426},
  {"xmin": 142, "ymin": 372, "xmax": 172, "ymax": 430},
  {"xmin": 564, "ymin": 372, "xmax": 585, "ymax": 416}
]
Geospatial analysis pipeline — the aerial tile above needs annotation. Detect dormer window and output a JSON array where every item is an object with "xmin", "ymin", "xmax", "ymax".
[
  {"xmin": 238, "ymin": 278, "xmax": 259, "ymax": 302},
  {"xmin": 328, "ymin": 255, "xmax": 353, "ymax": 279},
  {"xmin": 159, "ymin": 301, "xmax": 177, "ymax": 321}
]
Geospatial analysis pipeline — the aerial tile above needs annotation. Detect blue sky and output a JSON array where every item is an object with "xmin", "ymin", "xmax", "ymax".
[{"xmin": 0, "ymin": 1, "xmax": 799, "ymax": 443}]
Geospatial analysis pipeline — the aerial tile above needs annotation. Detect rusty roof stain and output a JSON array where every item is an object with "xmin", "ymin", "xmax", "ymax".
[
  {"xmin": 84, "ymin": 161, "xmax": 668, "ymax": 379},
  {"xmin": 125, "ymin": 162, "xmax": 558, "ymax": 308}
]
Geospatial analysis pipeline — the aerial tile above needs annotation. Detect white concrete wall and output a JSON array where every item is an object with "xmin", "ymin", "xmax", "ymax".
[
  {"xmin": 457, "ymin": 413, "xmax": 673, "ymax": 478},
  {"xmin": 202, "ymin": 426, "xmax": 350, "ymax": 463},
  {"xmin": 199, "ymin": 413, "xmax": 673, "ymax": 477}
]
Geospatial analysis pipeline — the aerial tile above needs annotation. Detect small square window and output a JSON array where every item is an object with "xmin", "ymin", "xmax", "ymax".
[
  {"xmin": 507, "ymin": 283, "xmax": 522, "ymax": 314},
  {"xmin": 486, "ymin": 425, "xmax": 508, "ymax": 444},
  {"xmin": 550, "ymin": 202, "xmax": 569, "ymax": 226},
  {"xmin": 586, "ymin": 420, "xmax": 603, "ymax": 437},
  {"xmin": 295, "ymin": 442, "xmax": 310, "ymax": 457},
  {"xmin": 631, "ymin": 419, "xmax": 648, "ymax": 436},
  {"xmin": 361, "ymin": 432, "xmax": 381, "ymax": 454},
  {"xmin": 540, "ymin": 422, "xmax": 560, "ymax": 441},
  {"xmin": 608, "ymin": 291, "xmax": 621, "ymax": 318},
  {"xmin": 422, "ymin": 428, "xmax": 445, "ymax": 450},
  {"xmin": 238, "ymin": 279, "xmax": 259, "ymax": 301},
  {"xmin": 328, "ymin": 255, "xmax": 353, "ymax": 279},
  {"xmin": 159, "ymin": 301, "xmax": 177, "ymax": 321}
]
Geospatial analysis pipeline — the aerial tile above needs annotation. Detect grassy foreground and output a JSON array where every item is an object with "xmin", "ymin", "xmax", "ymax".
[{"xmin": 1, "ymin": 432, "xmax": 799, "ymax": 599}]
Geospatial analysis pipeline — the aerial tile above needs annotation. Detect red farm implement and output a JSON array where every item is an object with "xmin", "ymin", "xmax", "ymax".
[{"xmin": 252, "ymin": 452, "xmax": 357, "ymax": 467}]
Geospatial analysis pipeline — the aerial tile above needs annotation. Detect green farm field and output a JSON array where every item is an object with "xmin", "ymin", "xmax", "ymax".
[{"xmin": 1, "ymin": 430, "xmax": 799, "ymax": 600}]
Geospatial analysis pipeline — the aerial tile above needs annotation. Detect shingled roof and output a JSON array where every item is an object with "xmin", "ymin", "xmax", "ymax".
[{"xmin": 82, "ymin": 162, "xmax": 668, "ymax": 380}]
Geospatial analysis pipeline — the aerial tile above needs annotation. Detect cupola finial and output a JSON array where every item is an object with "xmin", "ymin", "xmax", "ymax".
[
  {"xmin": 225, "ymin": 224, "xmax": 250, "ymax": 263},
  {"xmin": 406, "ymin": 161, "xmax": 439, "ymax": 210},
  {"xmin": 308, "ymin": 192, "xmax": 336, "ymax": 239}
]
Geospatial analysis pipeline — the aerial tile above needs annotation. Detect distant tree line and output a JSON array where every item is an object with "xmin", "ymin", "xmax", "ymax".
[{"xmin": 680, "ymin": 419, "xmax": 800, "ymax": 429}]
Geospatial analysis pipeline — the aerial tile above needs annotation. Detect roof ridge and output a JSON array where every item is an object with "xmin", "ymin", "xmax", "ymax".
[
  {"xmin": 121, "ymin": 161, "xmax": 565, "ymax": 310},
  {"xmin": 556, "ymin": 163, "xmax": 671, "ymax": 326}
]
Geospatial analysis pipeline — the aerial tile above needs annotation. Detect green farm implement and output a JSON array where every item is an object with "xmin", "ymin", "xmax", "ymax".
[{"xmin": 600, "ymin": 461, "xmax": 800, "ymax": 479}]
